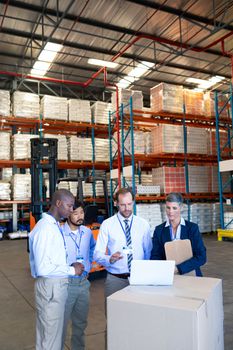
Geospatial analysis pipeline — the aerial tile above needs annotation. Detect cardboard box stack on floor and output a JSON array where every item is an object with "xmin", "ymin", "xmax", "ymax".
[{"xmin": 108, "ymin": 276, "xmax": 224, "ymax": 350}]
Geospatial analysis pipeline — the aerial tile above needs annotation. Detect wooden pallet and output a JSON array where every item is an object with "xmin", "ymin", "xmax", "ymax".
[{"xmin": 217, "ymin": 229, "xmax": 233, "ymax": 241}]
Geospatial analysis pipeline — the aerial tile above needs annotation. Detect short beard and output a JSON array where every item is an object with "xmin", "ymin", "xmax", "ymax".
[{"xmin": 69, "ymin": 218, "xmax": 84, "ymax": 227}]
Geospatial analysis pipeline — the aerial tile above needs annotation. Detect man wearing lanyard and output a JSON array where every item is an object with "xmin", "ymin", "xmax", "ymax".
[
  {"xmin": 29, "ymin": 189, "xmax": 84, "ymax": 350},
  {"xmin": 62, "ymin": 201, "xmax": 96, "ymax": 350},
  {"xmin": 94, "ymin": 187, "xmax": 152, "ymax": 298}
]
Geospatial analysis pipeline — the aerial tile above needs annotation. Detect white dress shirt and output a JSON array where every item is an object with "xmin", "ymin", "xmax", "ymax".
[
  {"xmin": 29, "ymin": 213, "xmax": 75, "ymax": 278},
  {"xmin": 94, "ymin": 212, "xmax": 152, "ymax": 274},
  {"xmin": 62, "ymin": 222, "xmax": 96, "ymax": 277}
]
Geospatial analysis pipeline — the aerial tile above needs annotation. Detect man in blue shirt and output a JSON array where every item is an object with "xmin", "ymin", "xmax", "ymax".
[{"xmin": 62, "ymin": 201, "xmax": 96, "ymax": 350}]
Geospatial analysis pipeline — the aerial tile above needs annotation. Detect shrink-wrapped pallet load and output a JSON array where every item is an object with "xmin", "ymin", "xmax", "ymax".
[
  {"xmin": 41, "ymin": 95, "xmax": 68, "ymax": 121},
  {"xmin": 12, "ymin": 134, "xmax": 38, "ymax": 159},
  {"xmin": 68, "ymin": 136, "xmax": 92, "ymax": 161},
  {"xmin": 91, "ymin": 101, "xmax": 112, "ymax": 124},
  {"xmin": 150, "ymin": 83, "xmax": 183, "ymax": 114},
  {"xmin": 44, "ymin": 133, "xmax": 68, "ymax": 160},
  {"xmin": 188, "ymin": 166, "xmax": 211, "ymax": 193},
  {"xmin": 95, "ymin": 138, "xmax": 109, "ymax": 161},
  {"xmin": 0, "ymin": 132, "xmax": 11, "ymax": 160},
  {"xmin": 0, "ymin": 90, "xmax": 10, "ymax": 116},
  {"xmin": 12, "ymin": 91, "xmax": 40, "ymax": 118},
  {"xmin": 0, "ymin": 181, "xmax": 11, "ymax": 200},
  {"xmin": 1, "ymin": 168, "xmax": 13, "ymax": 180},
  {"xmin": 151, "ymin": 125, "xmax": 184, "ymax": 153},
  {"xmin": 136, "ymin": 203, "xmax": 162, "ymax": 235},
  {"xmin": 12, "ymin": 174, "xmax": 31, "ymax": 200},
  {"xmin": 68, "ymin": 99, "xmax": 92, "ymax": 123}
]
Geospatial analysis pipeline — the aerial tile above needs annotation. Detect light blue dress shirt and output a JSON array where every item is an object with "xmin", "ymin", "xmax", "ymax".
[
  {"xmin": 94, "ymin": 213, "xmax": 152, "ymax": 274},
  {"xmin": 165, "ymin": 217, "xmax": 186, "ymax": 240},
  {"xmin": 29, "ymin": 213, "xmax": 75, "ymax": 278},
  {"xmin": 62, "ymin": 222, "xmax": 96, "ymax": 278}
]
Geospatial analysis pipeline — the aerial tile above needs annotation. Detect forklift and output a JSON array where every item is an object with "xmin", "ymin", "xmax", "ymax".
[{"xmin": 30, "ymin": 137, "xmax": 109, "ymax": 275}]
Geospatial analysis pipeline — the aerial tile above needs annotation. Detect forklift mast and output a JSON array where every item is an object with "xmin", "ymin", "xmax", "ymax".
[{"xmin": 30, "ymin": 138, "xmax": 58, "ymax": 225}]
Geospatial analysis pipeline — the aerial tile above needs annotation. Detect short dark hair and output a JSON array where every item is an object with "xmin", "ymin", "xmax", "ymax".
[
  {"xmin": 115, "ymin": 187, "xmax": 135, "ymax": 202},
  {"xmin": 73, "ymin": 200, "xmax": 84, "ymax": 210},
  {"xmin": 51, "ymin": 189, "xmax": 74, "ymax": 205},
  {"xmin": 166, "ymin": 192, "xmax": 183, "ymax": 205}
]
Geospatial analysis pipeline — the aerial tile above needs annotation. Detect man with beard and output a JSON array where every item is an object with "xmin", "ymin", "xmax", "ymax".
[
  {"xmin": 94, "ymin": 187, "xmax": 152, "ymax": 298},
  {"xmin": 62, "ymin": 201, "xmax": 96, "ymax": 350}
]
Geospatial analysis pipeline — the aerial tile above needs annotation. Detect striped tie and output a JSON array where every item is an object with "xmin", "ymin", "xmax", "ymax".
[{"xmin": 124, "ymin": 219, "xmax": 133, "ymax": 271}]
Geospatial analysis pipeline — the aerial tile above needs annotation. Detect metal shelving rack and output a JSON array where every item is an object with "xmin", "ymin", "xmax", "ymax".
[
  {"xmin": 108, "ymin": 95, "xmax": 233, "ymax": 221},
  {"xmin": 215, "ymin": 85, "xmax": 233, "ymax": 239}
]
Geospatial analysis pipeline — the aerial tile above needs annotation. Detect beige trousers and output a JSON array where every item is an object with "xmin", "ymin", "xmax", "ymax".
[{"xmin": 35, "ymin": 277, "xmax": 68, "ymax": 350}]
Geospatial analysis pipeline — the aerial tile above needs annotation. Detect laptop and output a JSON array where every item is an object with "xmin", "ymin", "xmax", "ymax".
[{"xmin": 129, "ymin": 260, "xmax": 175, "ymax": 286}]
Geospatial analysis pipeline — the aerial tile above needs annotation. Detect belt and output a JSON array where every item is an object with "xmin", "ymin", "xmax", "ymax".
[{"xmin": 108, "ymin": 272, "xmax": 130, "ymax": 280}]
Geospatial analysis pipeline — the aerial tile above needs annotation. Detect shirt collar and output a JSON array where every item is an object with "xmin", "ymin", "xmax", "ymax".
[
  {"xmin": 43, "ymin": 212, "xmax": 57, "ymax": 224},
  {"xmin": 117, "ymin": 212, "xmax": 133, "ymax": 223},
  {"xmin": 63, "ymin": 221, "xmax": 85, "ymax": 236},
  {"xmin": 165, "ymin": 217, "xmax": 186, "ymax": 227}
]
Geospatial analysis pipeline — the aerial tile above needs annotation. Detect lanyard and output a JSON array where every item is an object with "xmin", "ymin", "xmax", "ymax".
[
  {"xmin": 69, "ymin": 230, "xmax": 83, "ymax": 254},
  {"xmin": 117, "ymin": 214, "xmax": 133, "ymax": 240},
  {"xmin": 47, "ymin": 212, "xmax": 68, "ymax": 261}
]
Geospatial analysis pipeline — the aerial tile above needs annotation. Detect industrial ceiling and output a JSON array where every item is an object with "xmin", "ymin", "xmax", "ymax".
[{"xmin": 0, "ymin": 0, "xmax": 233, "ymax": 103}]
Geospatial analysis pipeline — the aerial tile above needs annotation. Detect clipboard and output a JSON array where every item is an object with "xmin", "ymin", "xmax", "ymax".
[{"xmin": 165, "ymin": 239, "xmax": 195, "ymax": 276}]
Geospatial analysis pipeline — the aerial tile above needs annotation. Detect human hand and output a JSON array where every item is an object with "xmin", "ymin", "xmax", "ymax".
[
  {"xmin": 110, "ymin": 251, "xmax": 123, "ymax": 264},
  {"xmin": 72, "ymin": 262, "xmax": 85, "ymax": 276}
]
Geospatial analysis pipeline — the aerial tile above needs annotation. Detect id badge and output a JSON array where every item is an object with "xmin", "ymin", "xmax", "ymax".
[
  {"xmin": 122, "ymin": 245, "xmax": 133, "ymax": 255},
  {"xmin": 76, "ymin": 255, "xmax": 84, "ymax": 264}
]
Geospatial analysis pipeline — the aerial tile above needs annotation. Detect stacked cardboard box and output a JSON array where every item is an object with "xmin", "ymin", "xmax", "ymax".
[
  {"xmin": 136, "ymin": 203, "xmax": 162, "ymax": 235},
  {"xmin": 91, "ymin": 101, "xmax": 111, "ymax": 124},
  {"xmin": 111, "ymin": 89, "xmax": 143, "ymax": 113},
  {"xmin": 0, "ymin": 132, "xmax": 11, "ymax": 160},
  {"xmin": 189, "ymin": 203, "xmax": 212, "ymax": 233},
  {"xmin": 108, "ymin": 276, "xmax": 224, "ymax": 350},
  {"xmin": 13, "ymin": 134, "xmax": 38, "ymax": 159},
  {"xmin": 209, "ymin": 129, "xmax": 230, "ymax": 156},
  {"xmin": 68, "ymin": 99, "xmax": 92, "ymax": 123},
  {"xmin": 41, "ymin": 95, "xmax": 68, "ymax": 120},
  {"xmin": 0, "ymin": 90, "xmax": 10, "ymax": 116},
  {"xmin": 224, "ymin": 211, "xmax": 233, "ymax": 229},
  {"xmin": 204, "ymin": 91, "xmax": 229, "ymax": 118},
  {"xmin": 44, "ymin": 133, "xmax": 68, "ymax": 160},
  {"xmin": 12, "ymin": 91, "xmax": 40, "ymax": 118},
  {"xmin": 150, "ymin": 83, "xmax": 183, "ymax": 114},
  {"xmin": 151, "ymin": 125, "xmax": 208, "ymax": 155},
  {"xmin": 188, "ymin": 165, "xmax": 210, "ymax": 193},
  {"xmin": 152, "ymin": 166, "xmax": 186, "ymax": 193},
  {"xmin": 184, "ymin": 89, "xmax": 204, "ymax": 115},
  {"xmin": 210, "ymin": 166, "xmax": 231, "ymax": 193},
  {"xmin": 1, "ymin": 168, "xmax": 12, "ymax": 180}
]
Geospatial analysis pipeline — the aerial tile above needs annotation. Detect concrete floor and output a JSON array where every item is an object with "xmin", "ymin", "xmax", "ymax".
[{"xmin": 0, "ymin": 234, "xmax": 232, "ymax": 350}]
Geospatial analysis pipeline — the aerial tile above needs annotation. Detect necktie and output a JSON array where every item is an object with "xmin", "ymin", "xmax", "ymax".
[{"xmin": 124, "ymin": 219, "xmax": 133, "ymax": 271}]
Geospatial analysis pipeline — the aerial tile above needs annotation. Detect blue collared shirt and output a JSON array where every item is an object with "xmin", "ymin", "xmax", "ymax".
[
  {"xmin": 94, "ymin": 212, "xmax": 152, "ymax": 274},
  {"xmin": 62, "ymin": 222, "xmax": 96, "ymax": 277},
  {"xmin": 165, "ymin": 217, "xmax": 186, "ymax": 240}
]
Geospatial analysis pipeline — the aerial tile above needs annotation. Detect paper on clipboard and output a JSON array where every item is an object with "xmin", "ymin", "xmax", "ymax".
[{"xmin": 165, "ymin": 239, "xmax": 195, "ymax": 276}]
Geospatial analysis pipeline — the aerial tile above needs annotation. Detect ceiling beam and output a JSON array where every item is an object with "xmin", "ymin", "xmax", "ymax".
[
  {"xmin": 2, "ymin": 0, "xmax": 233, "ymax": 32},
  {"xmin": 0, "ymin": 26, "xmax": 226, "ymax": 61},
  {"xmin": 126, "ymin": 0, "xmax": 233, "ymax": 31},
  {"xmin": 0, "ymin": 50, "xmax": 231, "ymax": 80}
]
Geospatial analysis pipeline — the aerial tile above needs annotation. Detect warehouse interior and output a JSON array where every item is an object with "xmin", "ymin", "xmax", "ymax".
[{"xmin": 0, "ymin": 0, "xmax": 233, "ymax": 349}]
